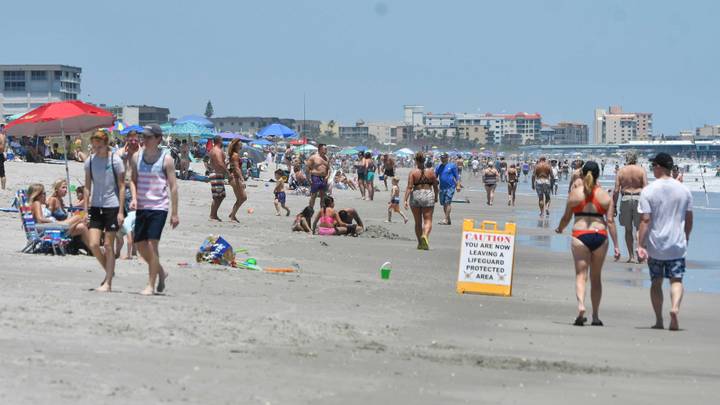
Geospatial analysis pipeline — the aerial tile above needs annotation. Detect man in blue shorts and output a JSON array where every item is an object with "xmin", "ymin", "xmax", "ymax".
[
  {"xmin": 435, "ymin": 153, "xmax": 459, "ymax": 225},
  {"xmin": 637, "ymin": 153, "xmax": 693, "ymax": 331}
]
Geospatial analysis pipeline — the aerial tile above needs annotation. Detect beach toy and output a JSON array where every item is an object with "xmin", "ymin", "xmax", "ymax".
[
  {"xmin": 265, "ymin": 268, "xmax": 295, "ymax": 273},
  {"xmin": 380, "ymin": 261, "xmax": 392, "ymax": 280},
  {"xmin": 235, "ymin": 258, "xmax": 261, "ymax": 271},
  {"xmin": 196, "ymin": 235, "xmax": 235, "ymax": 265}
]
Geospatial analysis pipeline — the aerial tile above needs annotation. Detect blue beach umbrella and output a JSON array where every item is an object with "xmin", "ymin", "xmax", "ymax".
[
  {"xmin": 175, "ymin": 115, "xmax": 214, "ymax": 128},
  {"xmin": 256, "ymin": 123, "xmax": 297, "ymax": 138},
  {"xmin": 120, "ymin": 125, "xmax": 144, "ymax": 135},
  {"xmin": 250, "ymin": 139, "xmax": 273, "ymax": 146}
]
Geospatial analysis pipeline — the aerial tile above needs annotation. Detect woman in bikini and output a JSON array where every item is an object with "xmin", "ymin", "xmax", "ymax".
[
  {"xmin": 364, "ymin": 151, "xmax": 376, "ymax": 201},
  {"xmin": 555, "ymin": 161, "xmax": 620, "ymax": 327},
  {"xmin": 507, "ymin": 164, "xmax": 518, "ymax": 206},
  {"xmin": 226, "ymin": 139, "xmax": 247, "ymax": 222},
  {"xmin": 482, "ymin": 162, "xmax": 499, "ymax": 205},
  {"xmin": 404, "ymin": 152, "xmax": 439, "ymax": 250},
  {"xmin": 311, "ymin": 195, "xmax": 348, "ymax": 236}
]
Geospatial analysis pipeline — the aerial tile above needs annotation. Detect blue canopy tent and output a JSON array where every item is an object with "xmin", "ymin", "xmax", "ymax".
[
  {"xmin": 256, "ymin": 123, "xmax": 297, "ymax": 138},
  {"xmin": 174, "ymin": 115, "xmax": 214, "ymax": 128}
]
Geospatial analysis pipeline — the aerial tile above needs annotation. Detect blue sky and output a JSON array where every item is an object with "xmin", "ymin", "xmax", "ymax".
[{"xmin": 4, "ymin": 0, "xmax": 718, "ymax": 134}]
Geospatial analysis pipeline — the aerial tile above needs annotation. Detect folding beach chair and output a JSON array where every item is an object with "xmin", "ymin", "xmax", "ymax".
[{"xmin": 16, "ymin": 190, "xmax": 72, "ymax": 255}]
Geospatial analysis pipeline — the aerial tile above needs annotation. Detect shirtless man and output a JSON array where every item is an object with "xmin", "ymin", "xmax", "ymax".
[
  {"xmin": 455, "ymin": 155, "xmax": 465, "ymax": 186},
  {"xmin": 532, "ymin": 156, "xmax": 553, "ymax": 217},
  {"xmin": 208, "ymin": 136, "xmax": 228, "ymax": 221},
  {"xmin": 568, "ymin": 159, "xmax": 585, "ymax": 192},
  {"xmin": 382, "ymin": 154, "xmax": 396, "ymax": 191},
  {"xmin": 307, "ymin": 143, "xmax": 330, "ymax": 209},
  {"xmin": 0, "ymin": 129, "xmax": 7, "ymax": 190},
  {"xmin": 613, "ymin": 152, "xmax": 648, "ymax": 263}
]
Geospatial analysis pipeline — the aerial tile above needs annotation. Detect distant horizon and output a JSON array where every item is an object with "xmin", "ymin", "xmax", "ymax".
[{"xmin": 3, "ymin": 0, "xmax": 719, "ymax": 134}]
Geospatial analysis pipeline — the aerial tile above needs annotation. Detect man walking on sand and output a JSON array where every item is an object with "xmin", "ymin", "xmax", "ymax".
[
  {"xmin": 613, "ymin": 152, "xmax": 648, "ymax": 263},
  {"xmin": 208, "ymin": 135, "xmax": 228, "ymax": 221},
  {"xmin": 435, "ymin": 153, "xmax": 460, "ymax": 225},
  {"xmin": 532, "ymin": 156, "xmax": 553, "ymax": 217},
  {"xmin": 131, "ymin": 125, "xmax": 179, "ymax": 295},
  {"xmin": 83, "ymin": 130, "xmax": 126, "ymax": 292},
  {"xmin": 307, "ymin": 143, "xmax": 330, "ymax": 209},
  {"xmin": 637, "ymin": 153, "xmax": 692, "ymax": 331}
]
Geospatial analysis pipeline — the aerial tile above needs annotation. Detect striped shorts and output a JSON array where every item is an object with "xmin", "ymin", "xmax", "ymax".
[{"xmin": 209, "ymin": 172, "xmax": 226, "ymax": 199}]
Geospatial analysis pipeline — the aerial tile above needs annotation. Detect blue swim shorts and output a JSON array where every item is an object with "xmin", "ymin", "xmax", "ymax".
[
  {"xmin": 648, "ymin": 257, "xmax": 686, "ymax": 280},
  {"xmin": 439, "ymin": 187, "xmax": 455, "ymax": 206}
]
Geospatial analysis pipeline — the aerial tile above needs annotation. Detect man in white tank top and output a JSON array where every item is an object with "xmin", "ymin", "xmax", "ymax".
[{"xmin": 130, "ymin": 125, "xmax": 180, "ymax": 296}]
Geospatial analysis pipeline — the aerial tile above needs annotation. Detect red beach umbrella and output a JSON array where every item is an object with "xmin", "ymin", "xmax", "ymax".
[
  {"xmin": 4, "ymin": 101, "xmax": 115, "ymax": 207},
  {"xmin": 4, "ymin": 100, "xmax": 114, "ymax": 137}
]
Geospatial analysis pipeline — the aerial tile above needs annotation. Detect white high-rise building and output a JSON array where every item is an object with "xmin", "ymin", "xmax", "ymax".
[
  {"xmin": 1, "ymin": 64, "xmax": 81, "ymax": 120},
  {"xmin": 594, "ymin": 106, "xmax": 653, "ymax": 144}
]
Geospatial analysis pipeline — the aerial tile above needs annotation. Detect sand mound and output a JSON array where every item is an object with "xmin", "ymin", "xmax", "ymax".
[{"xmin": 360, "ymin": 225, "xmax": 412, "ymax": 241}]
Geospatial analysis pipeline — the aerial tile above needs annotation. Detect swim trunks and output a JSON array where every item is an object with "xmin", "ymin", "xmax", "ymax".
[
  {"xmin": 619, "ymin": 193, "xmax": 641, "ymax": 228},
  {"xmin": 275, "ymin": 191, "xmax": 286, "ymax": 205},
  {"xmin": 311, "ymin": 175, "xmax": 327, "ymax": 194},
  {"xmin": 209, "ymin": 172, "xmax": 226, "ymax": 199},
  {"xmin": 439, "ymin": 187, "xmax": 455, "ymax": 206},
  {"xmin": 535, "ymin": 178, "xmax": 551, "ymax": 199}
]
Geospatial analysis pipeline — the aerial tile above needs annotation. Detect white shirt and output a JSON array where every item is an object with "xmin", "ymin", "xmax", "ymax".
[
  {"xmin": 471, "ymin": 160, "xmax": 479, "ymax": 169},
  {"xmin": 638, "ymin": 178, "xmax": 693, "ymax": 260}
]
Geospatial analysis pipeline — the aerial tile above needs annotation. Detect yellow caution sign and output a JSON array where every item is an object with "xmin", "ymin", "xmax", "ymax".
[{"xmin": 457, "ymin": 220, "xmax": 517, "ymax": 297}]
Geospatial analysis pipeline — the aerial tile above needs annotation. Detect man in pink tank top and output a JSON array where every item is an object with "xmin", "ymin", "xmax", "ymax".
[{"xmin": 130, "ymin": 125, "xmax": 180, "ymax": 296}]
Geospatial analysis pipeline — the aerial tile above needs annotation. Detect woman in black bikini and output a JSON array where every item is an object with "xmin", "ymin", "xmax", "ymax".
[
  {"xmin": 555, "ymin": 161, "xmax": 620, "ymax": 327},
  {"xmin": 404, "ymin": 152, "xmax": 439, "ymax": 250}
]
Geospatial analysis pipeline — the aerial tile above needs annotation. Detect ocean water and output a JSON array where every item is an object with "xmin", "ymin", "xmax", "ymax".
[{"xmin": 495, "ymin": 173, "xmax": 720, "ymax": 293}]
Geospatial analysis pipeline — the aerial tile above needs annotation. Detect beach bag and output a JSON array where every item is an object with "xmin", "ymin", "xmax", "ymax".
[{"xmin": 196, "ymin": 235, "xmax": 235, "ymax": 265}]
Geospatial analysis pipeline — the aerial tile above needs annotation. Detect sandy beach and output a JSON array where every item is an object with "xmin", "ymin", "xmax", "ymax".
[{"xmin": 1, "ymin": 158, "xmax": 718, "ymax": 404}]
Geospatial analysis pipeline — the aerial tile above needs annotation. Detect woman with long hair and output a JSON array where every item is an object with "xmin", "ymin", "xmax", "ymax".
[
  {"xmin": 46, "ymin": 179, "xmax": 71, "ymax": 221},
  {"xmin": 404, "ymin": 152, "xmax": 439, "ymax": 250},
  {"xmin": 27, "ymin": 183, "xmax": 90, "ymax": 245},
  {"xmin": 226, "ymin": 139, "xmax": 247, "ymax": 222},
  {"xmin": 555, "ymin": 161, "xmax": 620, "ymax": 326},
  {"xmin": 356, "ymin": 152, "xmax": 367, "ymax": 200}
]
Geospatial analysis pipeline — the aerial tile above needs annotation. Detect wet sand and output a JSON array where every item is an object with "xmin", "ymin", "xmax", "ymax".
[{"xmin": 1, "ymin": 159, "xmax": 718, "ymax": 404}]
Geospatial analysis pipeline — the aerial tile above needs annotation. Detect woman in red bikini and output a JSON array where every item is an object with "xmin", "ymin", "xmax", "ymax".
[{"xmin": 556, "ymin": 161, "xmax": 620, "ymax": 327}]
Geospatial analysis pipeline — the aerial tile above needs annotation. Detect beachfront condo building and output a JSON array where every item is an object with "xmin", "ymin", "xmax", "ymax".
[
  {"xmin": 593, "ymin": 105, "xmax": 653, "ymax": 144},
  {"xmin": 454, "ymin": 112, "xmax": 542, "ymax": 145},
  {"xmin": 0, "ymin": 64, "xmax": 81, "ymax": 121},
  {"xmin": 537, "ymin": 122, "xmax": 589, "ymax": 145},
  {"xmin": 102, "ymin": 105, "xmax": 170, "ymax": 127},
  {"xmin": 696, "ymin": 124, "xmax": 720, "ymax": 139}
]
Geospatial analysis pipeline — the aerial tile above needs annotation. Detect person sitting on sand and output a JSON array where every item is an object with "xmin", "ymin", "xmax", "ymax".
[
  {"xmin": 337, "ymin": 207, "xmax": 364, "ymax": 236},
  {"xmin": 311, "ymin": 196, "xmax": 348, "ymax": 236},
  {"xmin": 387, "ymin": 177, "xmax": 408, "ymax": 223},
  {"xmin": 273, "ymin": 169, "xmax": 290, "ymax": 216},
  {"xmin": 74, "ymin": 186, "xmax": 85, "ymax": 209},
  {"xmin": 292, "ymin": 206, "xmax": 314, "ymax": 233},
  {"xmin": 27, "ymin": 183, "xmax": 90, "ymax": 245}
]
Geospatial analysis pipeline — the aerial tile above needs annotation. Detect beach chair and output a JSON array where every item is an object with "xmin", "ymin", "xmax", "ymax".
[{"xmin": 16, "ymin": 190, "xmax": 72, "ymax": 255}]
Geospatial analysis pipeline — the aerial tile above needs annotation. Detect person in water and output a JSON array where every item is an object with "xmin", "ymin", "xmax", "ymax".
[{"xmin": 556, "ymin": 161, "xmax": 620, "ymax": 327}]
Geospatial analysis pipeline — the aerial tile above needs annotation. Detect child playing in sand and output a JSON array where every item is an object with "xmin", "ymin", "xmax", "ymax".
[
  {"xmin": 387, "ymin": 177, "xmax": 408, "ymax": 223},
  {"xmin": 292, "ymin": 206, "xmax": 313, "ymax": 233},
  {"xmin": 274, "ymin": 169, "xmax": 290, "ymax": 216}
]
